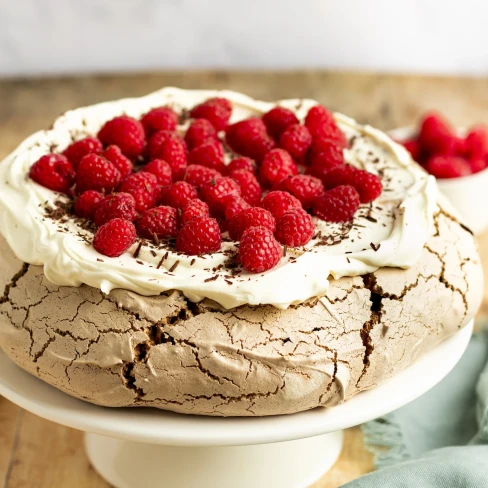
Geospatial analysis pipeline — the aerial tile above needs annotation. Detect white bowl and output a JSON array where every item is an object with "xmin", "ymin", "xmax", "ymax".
[{"xmin": 389, "ymin": 126, "xmax": 488, "ymax": 235}]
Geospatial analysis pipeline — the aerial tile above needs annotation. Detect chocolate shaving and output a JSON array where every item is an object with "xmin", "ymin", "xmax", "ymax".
[
  {"xmin": 169, "ymin": 260, "xmax": 180, "ymax": 272},
  {"xmin": 157, "ymin": 252, "xmax": 169, "ymax": 269},
  {"xmin": 132, "ymin": 241, "xmax": 143, "ymax": 258},
  {"xmin": 370, "ymin": 242, "xmax": 380, "ymax": 252},
  {"xmin": 204, "ymin": 275, "xmax": 219, "ymax": 282},
  {"xmin": 365, "ymin": 215, "xmax": 377, "ymax": 223}
]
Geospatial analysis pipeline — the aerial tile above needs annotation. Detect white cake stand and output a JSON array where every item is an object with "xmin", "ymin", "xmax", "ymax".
[{"xmin": 0, "ymin": 321, "xmax": 473, "ymax": 488}]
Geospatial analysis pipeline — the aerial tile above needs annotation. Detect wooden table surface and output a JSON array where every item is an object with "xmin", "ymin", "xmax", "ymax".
[{"xmin": 0, "ymin": 71, "xmax": 487, "ymax": 488}]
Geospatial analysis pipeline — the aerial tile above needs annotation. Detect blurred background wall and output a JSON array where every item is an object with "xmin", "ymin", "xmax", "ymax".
[{"xmin": 1, "ymin": 0, "xmax": 487, "ymax": 77}]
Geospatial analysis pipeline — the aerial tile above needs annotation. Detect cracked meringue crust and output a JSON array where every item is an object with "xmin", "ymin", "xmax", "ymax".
[{"xmin": 0, "ymin": 203, "xmax": 482, "ymax": 416}]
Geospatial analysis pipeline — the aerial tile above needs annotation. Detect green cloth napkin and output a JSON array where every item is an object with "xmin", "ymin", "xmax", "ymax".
[{"xmin": 343, "ymin": 329, "xmax": 488, "ymax": 488}]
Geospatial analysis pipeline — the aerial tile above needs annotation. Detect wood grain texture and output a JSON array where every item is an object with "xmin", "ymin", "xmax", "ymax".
[{"xmin": 0, "ymin": 71, "xmax": 487, "ymax": 488}]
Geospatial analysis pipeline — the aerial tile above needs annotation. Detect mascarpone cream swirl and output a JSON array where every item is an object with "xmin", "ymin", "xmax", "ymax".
[{"xmin": 0, "ymin": 88, "xmax": 437, "ymax": 309}]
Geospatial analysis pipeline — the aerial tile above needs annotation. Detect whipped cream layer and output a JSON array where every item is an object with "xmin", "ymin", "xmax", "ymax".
[{"xmin": 0, "ymin": 88, "xmax": 437, "ymax": 309}]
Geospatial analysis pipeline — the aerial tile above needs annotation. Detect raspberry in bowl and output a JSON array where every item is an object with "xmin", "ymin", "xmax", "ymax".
[
  {"xmin": 390, "ymin": 112, "xmax": 488, "ymax": 234},
  {"xmin": 0, "ymin": 88, "xmax": 482, "ymax": 417}
]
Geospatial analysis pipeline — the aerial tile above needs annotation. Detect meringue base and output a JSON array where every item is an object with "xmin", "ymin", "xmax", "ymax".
[{"xmin": 0, "ymin": 206, "xmax": 482, "ymax": 416}]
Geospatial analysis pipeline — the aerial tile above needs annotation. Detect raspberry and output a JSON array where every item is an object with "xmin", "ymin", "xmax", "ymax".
[
  {"xmin": 176, "ymin": 216, "xmax": 222, "ymax": 255},
  {"xmin": 424, "ymin": 156, "xmax": 471, "ymax": 179},
  {"xmin": 187, "ymin": 139, "xmax": 225, "ymax": 173},
  {"xmin": 465, "ymin": 126, "xmax": 488, "ymax": 161},
  {"xmin": 183, "ymin": 164, "xmax": 221, "ymax": 188},
  {"xmin": 323, "ymin": 165, "xmax": 358, "ymax": 190},
  {"xmin": 76, "ymin": 154, "xmax": 121, "ymax": 194},
  {"xmin": 93, "ymin": 218, "xmax": 136, "ymax": 257},
  {"xmin": 136, "ymin": 206, "xmax": 178, "ymax": 240},
  {"xmin": 94, "ymin": 192, "xmax": 138, "ymax": 227},
  {"xmin": 353, "ymin": 171, "xmax": 383, "ymax": 203},
  {"xmin": 98, "ymin": 115, "xmax": 145, "ymax": 160},
  {"xmin": 141, "ymin": 159, "xmax": 172, "ymax": 186},
  {"xmin": 226, "ymin": 157, "xmax": 256, "ymax": 175},
  {"xmin": 101, "ymin": 145, "xmax": 133, "ymax": 179},
  {"xmin": 279, "ymin": 124, "xmax": 312, "ymax": 161},
  {"xmin": 313, "ymin": 185, "xmax": 360, "ymax": 223},
  {"xmin": 306, "ymin": 150, "xmax": 345, "ymax": 182},
  {"xmin": 146, "ymin": 131, "xmax": 187, "ymax": 179},
  {"xmin": 190, "ymin": 98, "xmax": 232, "ymax": 131},
  {"xmin": 418, "ymin": 113, "xmax": 456, "ymax": 156},
  {"xmin": 63, "ymin": 136, "xmax": 102, "ymax": 169},
  {"xmin": 239, "ymin": 226, "xmax": 282, "ymax": 273},
  {"xmin": 229, "ymin": 169, "xmax": 262, "ymax": 206},
  {"xmin": 228, "ymin": 207, "xmax": 276, "ymax": 241},
  {"xmin": 275, "ymin": 208, "xmax": 314, "ymax": 247},
  {"xmin": 224, "ymin": 195, "xmax": 251, "ymax": 221},
  {"xmin": 305, "ymin": 106, "xmax": 347, "ymax": 148},
  {"xmin": 262, "ymin": 106, "xmax": 299, "ymax": 140},
  {"xmin": 74, "ymin": 190, "xmax": 104, "ymax": 219},
  {"xmin": 226, "ymin": 118, "xmax": 276, "ymax": 162},
  {"xmin": 118, "ymin": 172, "xmax": 160, "ymax": 212},
  {"xmin": 402, "ymin": 139, "xmax": 421, "ymax": 162},
  {"xmin": 184, "ymin": 119, "xmax": 217, "ymax": 150},
  {"xmin": 200, "ymin": 177, "xmax": 241, "ymax": 215},
  {"xmin": 180, "ymin": 199, "xmax": 210, "ymax": 227},
  {"xmin": 259, "ymin": 149, "xmax": 298, "ymax": 188},
  {"xmin": 260, "ymin": 190, "xmax": 302, "ymax": 219},
  {"xmin": 323, "ymin": 165, "xmax": 382, "ymax": 203},
  {"xmin": 454, "ymin": 136, "xmax": 468, "ymax": 157},
  {"xmin": 305, "ymin": 105, "xmax": 336, "ymax": 135},
  {"xmin": 470, "ymin": 158, "xmax": 487, "ymax": 174},
  {"xmin": 140, "ymin": 107, "xmax": 178, "ymax": 137},
  {"xmin": 29, "ymin": 154, "xmax": 75, "ymax": 195},
  {"xmin": 160, "ymin": 181, "xmax": 198, "ymax": 210},
  {"xmin": 308, "ymin": 137, "xmax": 345, "ymax": 166},
  {"xmin": 318, "ymin": 126, "xmax": 348, "ymax": 149},
  {"xmin": 276, "ymin": 174, "xmax": 324, "ymax": 209}
]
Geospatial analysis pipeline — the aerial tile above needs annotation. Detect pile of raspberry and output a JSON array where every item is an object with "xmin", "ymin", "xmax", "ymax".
[
  {"xmin": 30, "ymin": 97, "xmax": 382, "ymax": 274},
  {"xmin": 401, "ymin": 112, "xmax": 488, "ymax": 178}
]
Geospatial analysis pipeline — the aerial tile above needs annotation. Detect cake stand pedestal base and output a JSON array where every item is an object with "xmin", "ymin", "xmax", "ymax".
[{"xmin": 85, "ymin": 430, "xmax": 343, "ymax": 488}]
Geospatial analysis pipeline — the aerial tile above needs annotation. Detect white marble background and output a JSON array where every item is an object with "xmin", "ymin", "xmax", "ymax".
[{"xmin": 1, "ymin": 0, "xmax": 487, "ymax": 77}]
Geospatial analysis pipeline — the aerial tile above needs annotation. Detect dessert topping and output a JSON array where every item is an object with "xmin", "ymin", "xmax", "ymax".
[
  {"xmin": 93, "ymin": 218, "xmax": 137, "ymax": 257},
  {"xmin": 239, "ymin": 226, "xmax": 282, "ymax": 273}
]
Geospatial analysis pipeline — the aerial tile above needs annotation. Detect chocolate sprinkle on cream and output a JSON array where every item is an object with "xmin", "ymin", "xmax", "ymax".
[
  {"xmin": 132, "ymin": 241, "xmax": 143, "ymax": 259},
  {"xmin": 156, "ymin": 252, "xmax": 169, "ymax": 270},
  {"xmin": 370, "ymin": 242, "xmax": 381, "ymax": 251},
  {"xmin": 204, "ymin": 275, "xmax": 219, "ymax": 283},
  {"xmin": 169, "ymin": 260, "xmax": 180, "ymax": 272}
]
